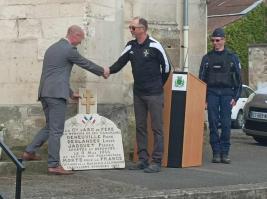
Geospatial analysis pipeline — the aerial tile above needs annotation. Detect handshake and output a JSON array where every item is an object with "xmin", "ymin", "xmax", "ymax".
[{"xmin": 103, "ymin": 67, "xmax": 110, "ymax": 79}]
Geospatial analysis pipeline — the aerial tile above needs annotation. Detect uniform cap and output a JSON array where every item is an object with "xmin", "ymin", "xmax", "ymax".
[{"xmin": 212, "ymin": 28, "xmax": 225, "ymax": 37}]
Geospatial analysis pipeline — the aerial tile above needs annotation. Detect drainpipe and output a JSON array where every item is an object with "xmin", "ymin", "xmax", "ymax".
[{"xmin": 183, "ymin": 0, "xmax": 189, "ymax": 72}]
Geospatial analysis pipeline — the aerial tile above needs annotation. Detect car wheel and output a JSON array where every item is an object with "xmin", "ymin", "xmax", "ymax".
[
  {"xmin": 253, "ymin": 136, "xmax": 267, "ymax": 145},
  {"xmin": 232, "ymin": 111, "xmax": 244, "ymax": 129}
]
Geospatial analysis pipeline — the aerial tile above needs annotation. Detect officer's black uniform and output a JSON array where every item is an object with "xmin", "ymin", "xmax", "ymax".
[{"xmin": 199, "ymin": 47, "xmax": 242, "ymax": 162}]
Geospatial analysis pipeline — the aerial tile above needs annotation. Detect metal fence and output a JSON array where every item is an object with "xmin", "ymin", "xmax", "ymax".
[{"xmin": 0, "ymin": 140, "xmax": 25, "ymax": 199}]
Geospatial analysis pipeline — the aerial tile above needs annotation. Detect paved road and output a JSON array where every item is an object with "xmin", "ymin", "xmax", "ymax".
[{"xmin": 1, "ymin": 129, "xmax": 267, "ymax": 199}]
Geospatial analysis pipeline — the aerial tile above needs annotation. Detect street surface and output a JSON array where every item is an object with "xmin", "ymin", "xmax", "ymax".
[{"xmin": 1, "ymin": 129, "xmax": 267, "ymax": 199}]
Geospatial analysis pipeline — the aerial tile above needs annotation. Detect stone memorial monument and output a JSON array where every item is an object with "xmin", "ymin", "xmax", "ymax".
[{"xmin": 60, "ymin": 113, "xmax": 125, "ymax": 170}]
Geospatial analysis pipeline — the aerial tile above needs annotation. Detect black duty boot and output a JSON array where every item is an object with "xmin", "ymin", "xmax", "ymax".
[
  {"xmin": 212, "ymin": 154, "xmax": 221, "ymax": 163},
  {"xmin": 221, "ymin": 154, "xmax": 231, "ymax": 164},
  {"xmin": 144, "ymin": 162, "xmax": 161, "ymax": 173}
]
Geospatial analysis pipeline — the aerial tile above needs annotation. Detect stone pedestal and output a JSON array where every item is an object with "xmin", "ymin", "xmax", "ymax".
[{"xmin": 60, "ymin": 113, "xmax": 125, "ymax": 170}]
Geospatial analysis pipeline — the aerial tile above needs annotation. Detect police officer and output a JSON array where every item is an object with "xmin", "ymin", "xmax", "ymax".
[{"xmin": 199, "ymin": 28, "xmax": 242, "ymax": 164}]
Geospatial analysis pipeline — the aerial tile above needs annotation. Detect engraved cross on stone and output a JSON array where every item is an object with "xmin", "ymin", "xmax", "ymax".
[{"xmin": 81, "ymin": 90, "xmax": 95, "ymax": 114}]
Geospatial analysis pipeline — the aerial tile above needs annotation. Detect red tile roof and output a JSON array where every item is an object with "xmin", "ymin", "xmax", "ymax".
[
  {"xmin": 208, "ymin": 16, "xmax": 242, "ymax": 32},
  {"xmin": 208, "ymin": 0, "xmax": 259, "ymax": 15},
  {"xmin": 208, "ymin": 0, "xmax": 261, "ymax": 32}
]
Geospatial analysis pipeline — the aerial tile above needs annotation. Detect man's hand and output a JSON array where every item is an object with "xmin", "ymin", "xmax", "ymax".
[
  {"xmin": 230, "ymin": 99, "xmax": 236, "ymax": 107},
  {"xmin": 70, "ymin": 92, "xmax": 81, "ymax": 101},
  {"xmin": 103, "ymin": 67, "xmax": 110, "ymax": 79}
]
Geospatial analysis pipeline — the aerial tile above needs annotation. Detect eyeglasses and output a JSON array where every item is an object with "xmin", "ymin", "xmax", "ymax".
[
  {"xmin": 128, "ymin": 25, "xmax": 144, "ymax": 31},
  {"xmin": 211, "ymin": 39, "xmax": 223, "ymax": 43}
]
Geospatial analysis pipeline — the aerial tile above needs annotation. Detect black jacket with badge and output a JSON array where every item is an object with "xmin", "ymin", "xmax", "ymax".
[
  {"xmin": 199, "ymin": 48, "xmax": 242, "ymax": 102},
  {"xmin": 109, "ymin": 36, "xmax": 170, "ymax": 96}
]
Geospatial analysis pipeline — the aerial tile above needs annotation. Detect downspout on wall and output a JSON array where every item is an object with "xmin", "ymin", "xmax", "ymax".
[{"xmin": 183, "ymin": 0, "xmax": 189, "ymax": 72}]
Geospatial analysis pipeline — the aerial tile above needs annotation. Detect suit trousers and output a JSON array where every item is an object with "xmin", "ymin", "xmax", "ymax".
[
  {"xmin": 26, "ymin": 97, "xmax": 67, "ymax": 167},
  {"xmin": 134, "ymin": 94, "xmax": 164, "ymax": 164}
]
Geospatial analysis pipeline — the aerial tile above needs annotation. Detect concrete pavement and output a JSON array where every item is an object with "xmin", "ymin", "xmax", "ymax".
[{"xmin": 1, "ymin": 130, "xmax": 267, "ymax": 199}]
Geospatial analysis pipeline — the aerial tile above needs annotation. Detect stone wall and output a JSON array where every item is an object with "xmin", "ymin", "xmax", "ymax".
[
  {"xmin": 0, "ymin": 0, "xmax": 124, "ymax": 105},
  {"xmin": 0, "ymin": 0, "xmax": 85, "ymax": 105},
  {"xmin": 0, "ymin": 0, "xmax": 125, "ymax": 147},
  {"xmin": 248, "ymin": 44, "xmax": 267, "ymax": 89}
]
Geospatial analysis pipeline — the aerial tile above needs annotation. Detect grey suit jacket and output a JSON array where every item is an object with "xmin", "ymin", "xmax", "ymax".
[{"xmin": 38, "ymin": 39, "xmax": 104, "ymax": 100}]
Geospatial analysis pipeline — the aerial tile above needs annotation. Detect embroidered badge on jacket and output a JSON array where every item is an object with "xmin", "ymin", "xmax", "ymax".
[{"xmin": 143, "ymin": 49, "xmax": 149, "ymax": 57}]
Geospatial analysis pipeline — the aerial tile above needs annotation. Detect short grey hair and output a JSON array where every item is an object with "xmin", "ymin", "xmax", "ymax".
[{"xmin": 133, "ymin": 16, "xmax": 148, "ymax": 31}]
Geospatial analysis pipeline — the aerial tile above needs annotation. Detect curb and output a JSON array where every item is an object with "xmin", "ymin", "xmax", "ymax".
[
  {"xmin": 121, "ymin": 183, "xmax": 267, "ymax": 199},
  {"xmin": 0, "ymin": 160, "xmax": 47, "ymax": 175}
]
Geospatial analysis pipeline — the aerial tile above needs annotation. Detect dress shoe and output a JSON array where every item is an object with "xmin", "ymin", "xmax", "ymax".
[
  {"xmin": 212, "ymin": 154, "xmax": 221, "ymax": 163},
  {"xmin": 128, "ymin": 160, "xmax": 149, "ymax": 170},
  {"xmin": 22, "ymin": 151, "xmax": 42, "ymax": 161},
  {"xmin": 221, "ymin": 154, "xmax": 231, "ymax": 164},
  {"xmin": 48, "ymin": 166, "xmax": 74, "ymax": 175}
]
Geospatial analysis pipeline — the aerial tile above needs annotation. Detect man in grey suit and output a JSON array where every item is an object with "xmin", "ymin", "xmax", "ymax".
[{"xmin": 22, "ymin": 25, "xmax": 110, "ymax": 175}]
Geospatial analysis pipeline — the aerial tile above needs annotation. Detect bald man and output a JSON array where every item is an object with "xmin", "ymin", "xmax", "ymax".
[{"xmin": 22, "ymin": 25, "xmax": 109, "ymax": 175}]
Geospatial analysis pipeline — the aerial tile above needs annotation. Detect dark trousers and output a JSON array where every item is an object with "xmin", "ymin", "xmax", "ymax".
[
  {"xmin": 207, "ymin": 94, "xmax": 232, "ymax": 155},
  {"xmin": 134, "ymin": 94, "xmax": 164, "ymax": 164},
  {"xmin": 26, "ymin": 97, "xmax": 67, "ymax": 167}
]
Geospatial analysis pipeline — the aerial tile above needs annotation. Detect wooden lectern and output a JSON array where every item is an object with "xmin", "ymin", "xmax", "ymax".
[{"xmin": 133, "ymin": 72, "xmax": 207, "ymax": 168}]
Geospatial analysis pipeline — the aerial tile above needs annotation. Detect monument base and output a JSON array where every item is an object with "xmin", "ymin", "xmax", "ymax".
[{"xmin": 60, "ymin": 114, "xmax": 125, "ymax": 170}]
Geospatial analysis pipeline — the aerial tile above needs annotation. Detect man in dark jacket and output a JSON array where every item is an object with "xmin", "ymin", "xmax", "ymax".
[
  {"xmin": 199, "ymin": 28, "xmax": 242, "ymax": 164},
  {"xmin": 109, "ymin": 17, "xmax": 170, "ymax": 173},
  {"xmin": 22, "ymin": 25, "xmax": 109, "ymax": 175}
]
